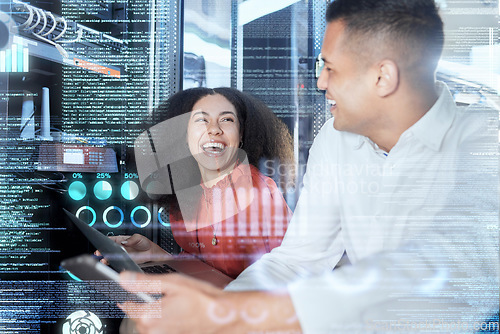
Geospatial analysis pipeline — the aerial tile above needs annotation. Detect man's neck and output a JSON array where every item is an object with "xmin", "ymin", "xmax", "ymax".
[{"xmin": 368, "ymin": 83, "xmax": 439, "ymax": 153}]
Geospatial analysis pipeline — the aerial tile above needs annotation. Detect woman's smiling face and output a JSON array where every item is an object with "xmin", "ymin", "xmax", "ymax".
[{"xmin": 187, "ymin": 94, "xmax": 241, "ymax": 178}]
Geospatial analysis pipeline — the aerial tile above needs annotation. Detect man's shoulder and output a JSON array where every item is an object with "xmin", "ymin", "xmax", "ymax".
[
  {"xmin": 463, "ymin": 102, "xmax": 498, "ymax": 117},
  {"xmin": 451, "ymin": 102, "xmax": 498, "ymax": 145}
]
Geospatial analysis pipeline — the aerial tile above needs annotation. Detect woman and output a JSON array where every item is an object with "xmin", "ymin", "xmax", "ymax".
[{"xmin": 102, "ymin": 87, "xmax": 294, "ymax": 279}]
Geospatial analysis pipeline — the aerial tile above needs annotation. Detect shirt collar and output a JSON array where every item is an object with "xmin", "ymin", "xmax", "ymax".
[
  {"xmin": 353, "ymin": 134, "xmax": 365, "ymax": 150},
  {"xmin": 352, "ymin": 81, "xmax": 456, "ymax": 151},
  {"xmin": 349, "ymin": 81, "xmax": 456, "ymax": 152},
  {"xmin": 404, "ymin": 81, "xmax": 457, "ymax": 152},
  {"xmin": 354, "ymin": 136, "xmax": 387, "ymax": 157}
]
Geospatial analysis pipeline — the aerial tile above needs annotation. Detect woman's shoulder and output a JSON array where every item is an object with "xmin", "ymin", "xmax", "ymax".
[
  {"xmin": 247, "ymin": 164, "xmax": 281, "ymax": 192},
  {"xmin": 214, "ymin": 163, "xmax": 281, "ymax": 194},
  {"xmin": 234, "ymin": 163, "xmax": 291, "ymax": 217}
]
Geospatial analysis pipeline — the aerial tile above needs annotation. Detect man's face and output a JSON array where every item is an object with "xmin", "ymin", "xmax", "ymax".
[{"xmin": 317, "ymin": 21, "xmax": 380, "ymax": 136}]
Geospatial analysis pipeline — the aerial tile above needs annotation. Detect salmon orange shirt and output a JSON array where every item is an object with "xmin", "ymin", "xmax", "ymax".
[{"xmin": 170, "ymin": 164, "xmax": 292, "ymax": 278}]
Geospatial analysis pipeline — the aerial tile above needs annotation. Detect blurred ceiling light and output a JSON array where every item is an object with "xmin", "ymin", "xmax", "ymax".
[{"xmin": 238, "ymin": 0, "xmax": 301, "ymax": 26}]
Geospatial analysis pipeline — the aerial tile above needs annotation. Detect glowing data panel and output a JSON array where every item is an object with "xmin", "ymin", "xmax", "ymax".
[
  {"xmin": 0, "ymin": 42, "xmax": 29, "ymax": 73},
  {"xmin": 75, "ymin": 206, "xmax": 97, "ymax": 227},
  {"xmin": 62, "ymin": 310, "xmax": 103, "ymax": 334},
  {"xmin": 103, "ymin": 206, "xmax": 124, "ymax": 228},
  {"xmin": 158, "ymin": 207, "xmax": 170, "ymax": 227},
  {"xmin": 68, "ymin": 181, "xmax": 87, "ymax": 201},
  {"xmin": 131, "ymin": 206, "xmax": 151, "ymax": 228},
  {"xmin": 121, "ymin": 181, "xmax": 140, "ymax": 200},
  {"xmin": 93, "ymin": 180, "xmax": 112, "ymax": 200}
]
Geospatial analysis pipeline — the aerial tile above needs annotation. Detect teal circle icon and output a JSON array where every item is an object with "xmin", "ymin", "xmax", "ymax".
[
  {"xmin": 68, "ymin": 181, "xmax": 86, "ymax": 201},
  {"xmin": 94, "ymin": 180, "xmax": 112, "ymax": 200},
  {"xmin": 131, "ymin": 206, "xmax": 151, "ymax": 228},
  {"xmin": 121, "ymin": 181, "xmax": 139, "ymax": 200},
  {"xmin": 103, "ymin": 206, "xmax": 124, "ymax": 228},
  {"xmin": 158, "ymin": 207, "xmax": 170, "ymax": 227},
  {"xmin": 75, "ymin": 206, "xmax": 97, "ymax": 226}
]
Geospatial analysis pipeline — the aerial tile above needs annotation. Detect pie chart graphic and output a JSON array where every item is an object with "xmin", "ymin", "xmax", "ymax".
[
  {"xmin": 93, "ymin": 181, "xmax": 112, "ymax": 200},
  {"xmin": 121, "ymin": 181, "xmax": 139, "ymax": 200}
]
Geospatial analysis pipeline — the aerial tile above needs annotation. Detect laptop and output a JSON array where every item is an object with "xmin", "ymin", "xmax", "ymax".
[{"xmin": 63, "ymin": 208, "xmax": 233, "ymax": 288}]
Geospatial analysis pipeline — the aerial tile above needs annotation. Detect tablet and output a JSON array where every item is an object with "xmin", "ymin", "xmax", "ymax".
[{"xmin": 61, "ymin": 254, "xmax": 159, "ymax": 304}]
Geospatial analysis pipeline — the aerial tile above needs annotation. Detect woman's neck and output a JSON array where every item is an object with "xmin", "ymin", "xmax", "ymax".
[{"xmin": 200, "ymin": 162, "xmax": 238, "ymax": 188}]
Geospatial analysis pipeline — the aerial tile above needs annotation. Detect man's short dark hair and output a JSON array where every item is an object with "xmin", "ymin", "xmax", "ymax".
[{"xmin": 326, "ymin": 0, "xmax": 444, "ymax": 72}]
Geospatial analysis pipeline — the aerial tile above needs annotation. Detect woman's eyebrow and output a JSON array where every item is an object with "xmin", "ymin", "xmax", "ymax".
[
  {"xmin": 191, "ymin": 110, "xmax": 236, "ymax": 118},
  {"xmin": 219, "ymin": 111, "xmax": 236, "ymax": 116},
  {"xmin": 191, "ymin": 110, "xmax": 209, "ymax": 117}
]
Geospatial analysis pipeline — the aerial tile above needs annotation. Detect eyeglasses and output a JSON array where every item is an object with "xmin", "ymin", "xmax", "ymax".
[{"xmin": 315, "ymin": 53, "xmax": 324, "ymax": 79}]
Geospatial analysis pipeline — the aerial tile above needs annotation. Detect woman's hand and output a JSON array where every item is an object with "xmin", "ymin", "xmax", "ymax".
[{"xmin": 94, "ymin": 234, "xmax": 172, "ymax": 264}]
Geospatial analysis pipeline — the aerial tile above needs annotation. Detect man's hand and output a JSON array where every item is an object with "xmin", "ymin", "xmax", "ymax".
[
  {"xmin": 118, "ymin": 272, "xmax": 235, "ymax": 334},
  {"xmin": 94, "ymin": 234, "xmax": 171, "ymax": 264},
  {"xmin": 118, "ymin": 272, "xmax": 301, "ymax": 334}
]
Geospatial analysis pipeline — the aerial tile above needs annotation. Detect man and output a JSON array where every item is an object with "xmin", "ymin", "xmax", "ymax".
[{"xmin": 119, "ymin": 0, "xmax": 499, "ymax": 332}]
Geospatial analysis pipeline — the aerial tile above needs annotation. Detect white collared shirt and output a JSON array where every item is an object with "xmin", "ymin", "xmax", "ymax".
[{"xmin": 226, "ymin": 82, "xmax": 499, "ymax": 333}]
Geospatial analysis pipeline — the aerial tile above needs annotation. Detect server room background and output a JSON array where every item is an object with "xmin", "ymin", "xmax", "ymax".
[{"xmin": 0, "ymin": 0, "xmax": 498, "ymax": 333}]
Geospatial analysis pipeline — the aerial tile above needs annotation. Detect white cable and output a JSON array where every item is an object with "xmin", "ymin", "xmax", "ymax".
[
  {"xmin": 25, "ymin": 6, "xmax": 40, "ymax": 31},
  {"xmin": 31, "ymin": 32, "xmax": 56, "ymax": 46},
  {"xmin": 31, "ymin": 32, "xmax": 69, "ymax": 58},
  {"xmin": 16, "ymin": 3, "xmax": 33, "ymax": 29},
  {"xmin": 54, "ymin": 44, "xmax": 69, "ymax": 58},
  {"xmin": 58, "ymin": 26, "xmax": 83, "ymax": 44},
  {"xmin": 33, "ymin": 9, "xmax": 47, "ymax": 36},
  {"xmin": 40, "ymin": 11, "xmax": 56, "ymax": 37},
  {"xmin": 52, "ymin": 16, "xmax": 67, "ymax": 41},
  {"xmin": 13, "ymin": 1, "xmax": 70, "ymax": 58},
  {"xmin": 12, "ymin": 2, "xmax": 87, "ymax": 58}
]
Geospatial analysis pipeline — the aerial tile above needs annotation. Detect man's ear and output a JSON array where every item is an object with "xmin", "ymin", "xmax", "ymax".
[{"xmin": 375, "ymin": 60, "xmax": 399, "ymax": 97}]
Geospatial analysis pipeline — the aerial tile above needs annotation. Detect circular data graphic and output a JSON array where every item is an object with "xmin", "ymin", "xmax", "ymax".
[
  {"xmin": 103, "ymin": 206, "xmax": 124, "ymax": 228},
  {"xmin": 62, "ymin": 310, "xmax": 103, "ymax": 334},
  {"xmin": 93, "ymin": 180, "xmax": 112, "ymax": 200},
  {"xmin": 68, "ymin": 181, "xmax": 86, "ymax": 201},
  {"xmin": 157, "ymin": 207, "xmax": 170, "ymax": 227},
  {"xmin": 75, "ymin": 206, "xmax": 97, "ymax": 227},
  {"xmin": 121, "ymin": 181, "xmax": 140, "ymax": 200},
  {"xmin": 131, "ymin": 206, "xmax": 151, "ymax": 228}
]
